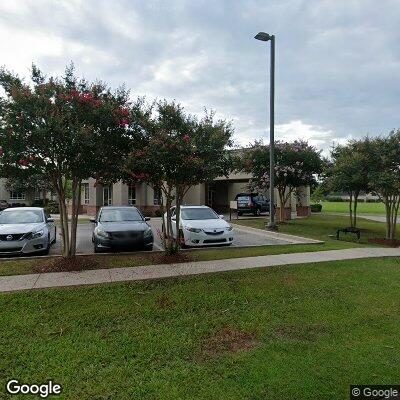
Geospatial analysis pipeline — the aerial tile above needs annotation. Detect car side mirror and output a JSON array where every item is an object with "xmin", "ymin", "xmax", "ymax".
[
  {"xmin": 219, "ymin": 215, "xmax": 225, "ymax": 219},
  {"xmin": 47, "ymin": 217, "xmax": 54, "ymax": 223},
  {"xmin": 90, "ymin": 219, "xmax": 97, "ymax": 224},
  {"xmin": 145, "ymin": 217, "xmax": 151, "ymax": 221},
  {"xmin": 171, "ymin": 216, "xmax": 176, "ymax": 221}
]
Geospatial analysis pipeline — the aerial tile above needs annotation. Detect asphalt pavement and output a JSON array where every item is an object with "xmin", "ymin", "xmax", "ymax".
[{"xmin": 48, "ymin": 217, "xmax": 298, "ymax": 255}]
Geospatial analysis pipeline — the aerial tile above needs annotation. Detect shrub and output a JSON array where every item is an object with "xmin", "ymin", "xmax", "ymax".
[
  {"xmin": 31, "ymin": 199, "xmax": 45, "ymax": 207},
  {"xmin": 45, "ymin": 200, "xmax": 59, "ymax": 214},
  {"xmin": 325, "ymin": 197, "xmax": 345, "ymax": 202},
  {"xmin": 154, "ymin": 208, "xmax": 164, "ymax": 217},
  {"xmin": 310, "ymin": 203, "xmax": 322, "ymax": 212}
]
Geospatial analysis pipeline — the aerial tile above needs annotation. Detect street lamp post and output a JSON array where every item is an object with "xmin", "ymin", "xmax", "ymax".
[{"xmin": 255, "ymin": 32, "xmax": 278, "ymax": 231}]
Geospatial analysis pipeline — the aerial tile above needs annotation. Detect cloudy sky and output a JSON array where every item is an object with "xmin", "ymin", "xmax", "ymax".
[{"xmin": 0, "ymin": 0, "xmax": 399, "ymax": 153}]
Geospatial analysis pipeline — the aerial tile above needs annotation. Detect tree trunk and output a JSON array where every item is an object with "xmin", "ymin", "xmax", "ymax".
[
  {"xmin": 58, "ymin": 191, "xmax": 70, "ymax": 257},
  {"xmin": 384, "ymin": 196, "xmax": 390, "ymax": 239},
  {"xmin": 175, "ymin": 185, "xmax": 188, "ymax": 249},
  {"xmin": 353, "ymin": 191, "xmax": 359, "ymax": 228},
  {"xmin": 385, "ymin": 195, "xmax": 400, "ymax": 240},
  {"xmin": 278, "ymin": 188, "xmax": 285, "ymax": 222},
  {"xmin": 68, "ymin": 178, "xmax": 81, "ymax": 258},
  {"xmin": 348, "ymin": 192, "xmax": 353, "ymax": 228},
  {"xmin": 162, "ymin": 186, "xmax": 176, "ymax": 253},
  {"xmin": 393, "ymin": 197, "xmax": 400, "ymax": 239}
]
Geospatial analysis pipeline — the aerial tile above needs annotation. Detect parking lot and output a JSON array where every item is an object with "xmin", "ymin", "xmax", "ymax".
[{"xmin": 48, "ymin": 216, "xmax": 296, "ymax": 255}]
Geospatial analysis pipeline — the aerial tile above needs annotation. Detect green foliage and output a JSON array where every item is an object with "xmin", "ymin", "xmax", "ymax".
[
  {"xmin": 124, "ymin": 100, "xmax": 234, "ymax": 252},
  {"xmin": 243, "ymin": 140, "xmax": 323, "ymax": 220},
  {"xmin": 310, "ymin": 203, "xmax": 322, "ymax": 212},
  {"xmin": 0, "ymin": 64, "xmax": 136, "ymax": 256},
  {"xmin": 363, "ymin": 131, "xmax": 400, "ymax": 239},
  {"xmin": 324, "ymin": 140, "xmax": 372, "ymax": 228},
  {"xmin": 310, "ymin": 184, "xmax": 326, "ymax": 203}
]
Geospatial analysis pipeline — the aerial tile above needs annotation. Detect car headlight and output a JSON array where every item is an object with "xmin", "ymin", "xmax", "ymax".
[
  {"xmin": 226, "ymin": 226, "xmax": 233, "ymax": 231},
  {"xmin": 144, "ymin": 228, "xmax": 153, "ymax": 238},
  {"xmin": 95, "ymin": 228, "xmax": 109, "ymax": 238},
  {"xmin": 31, "ymin": 229, "xmax": 44, "ymax": 239},
  {"xmin": 185, "ymin": 226, "xmax": 202, "ymax": 233}
]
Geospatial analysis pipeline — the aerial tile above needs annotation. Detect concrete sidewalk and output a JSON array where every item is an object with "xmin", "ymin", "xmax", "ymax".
[{"xmin": 0, "ymin": 247, "xmax": 399, "ymax": 293}]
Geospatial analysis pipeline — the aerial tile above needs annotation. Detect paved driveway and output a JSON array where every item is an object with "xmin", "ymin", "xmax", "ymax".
[{"xmin": 48, "ymin": 217, "xmax": 298, "ymax": 255}]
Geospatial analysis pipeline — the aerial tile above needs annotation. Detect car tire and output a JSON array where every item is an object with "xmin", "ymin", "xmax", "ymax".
[
  {"xmin": 143, "ymin": 245, "xmax": 153, "ymax": 251},
  {"xmin": 237, "ymin": 211, "xmax": 242, "ymax": 216},
  {"xmin": 93, "ymin": 241, "xmax": 101, "ymax": 253},
  {"xmin": 40, "ymin": 235, "xmax": 51, "ymax": 256}
]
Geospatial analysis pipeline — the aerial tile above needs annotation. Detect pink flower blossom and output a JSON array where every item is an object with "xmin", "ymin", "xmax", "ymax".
[{"xmin": 183, "ymin": 134, "xmax": 190, "ymax": 143}]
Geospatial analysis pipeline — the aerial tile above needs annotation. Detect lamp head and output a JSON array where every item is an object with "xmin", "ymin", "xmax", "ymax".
[{"xmin": 255, "ymin": 32, "xmax": 272, "ymax": 41}]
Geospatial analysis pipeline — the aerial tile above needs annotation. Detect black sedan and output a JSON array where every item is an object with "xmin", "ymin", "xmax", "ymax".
[{"xmin": 91, "ymin": 206, "xmax": 153, "ymax": 253}]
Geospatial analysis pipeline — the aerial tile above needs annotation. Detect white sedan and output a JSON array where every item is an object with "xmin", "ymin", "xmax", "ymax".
[{"xmin": 163, "ymin": 205, "xmax": 234, "ymax": 247}]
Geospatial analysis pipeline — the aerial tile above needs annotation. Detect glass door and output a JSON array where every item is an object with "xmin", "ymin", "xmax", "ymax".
[{"xmin": 103, "ymin": 186, "xmax": 112, "ymax": 206}]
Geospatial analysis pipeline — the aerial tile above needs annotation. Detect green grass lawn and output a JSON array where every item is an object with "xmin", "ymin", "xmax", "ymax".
[
  {"xmin": 321, "ymin": 201, "xmax": 386, "ymax": 215},
  {"xmin": 1, "ymin": 257, "xmax": 399, "ymax": 399},
  {"xmin": 233, "ymin": 214, "xmax": 394, "ymax": 245},
  {"xmin": 0, "ymin": 214, "xmax": 391, "ymax": 277}
]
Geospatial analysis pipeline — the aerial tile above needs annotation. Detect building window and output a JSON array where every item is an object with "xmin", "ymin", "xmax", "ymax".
[
  {"xmin": 82, "ymin": 183, "xmax": 90, "ymax": 205},
  {"xmin": 128, "ymin": 185, "xmax": 136, "ymax": 205},
  {"xmin": 103, "ymin": 186, "xmax": 112, "ymax": 206},
  {"xmin": 153, "ymin": 188, "xmax": 162, "ymax": 206},
  {"xmin": 9, "ymin": 191, "xmax": 26, "ymax": 200},
  {"xmin": 34, "ymin": 191, "xmax": 41, "ymax": 200}
]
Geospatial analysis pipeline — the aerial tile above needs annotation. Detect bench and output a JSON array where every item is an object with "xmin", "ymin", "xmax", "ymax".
[{"xmin": 336, "ymin": 227, "xmax": 361, "ymax": 241}]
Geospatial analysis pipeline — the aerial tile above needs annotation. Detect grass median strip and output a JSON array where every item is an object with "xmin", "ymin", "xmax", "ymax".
[
  {"xmin": 320, "ymin": 201, "xmax": 385, "ymax": 215},
  {"xmin": 232, "ymin": 214, "xmax": 395, "ymax": 245},
  {"xmin": 1, "ymin": 257, "xmax": 399, "ymax": 399}
]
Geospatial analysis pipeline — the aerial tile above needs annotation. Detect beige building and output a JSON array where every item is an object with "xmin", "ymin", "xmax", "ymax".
[
  {"xmin": 80, "ymin": 173, "xmax": 311, "ymax": 219},
  {"xmin": 0, "ymin": 174, "xmax": 311, "ymax": 219},
  {"xmin": 0, "ymin": 178, "xmax": 53, "ymax": 206}
]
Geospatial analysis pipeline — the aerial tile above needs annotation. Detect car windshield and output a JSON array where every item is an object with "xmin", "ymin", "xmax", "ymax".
[
  {"xmin": 237, "ymin": 196, "xmax": 251, "ymax": 202},
  {"xmin": 181, "ymin": 208, "xmax": 219, "ymax": 220},
  {"xmin": 0, "ymin": 210, "xmax": 44, "ymax": 224},
  {"xmin": 99, "ymin": 209, "xmax": 143, "ymax": 222}
]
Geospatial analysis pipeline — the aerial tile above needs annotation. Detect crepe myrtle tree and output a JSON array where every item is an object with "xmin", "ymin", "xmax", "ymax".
[
  {"xmin": 324, "ymin": 141, "xmax": 371, "ymax": 228},
  {"xmin": 365, "ymin": 131, "xmax": 400, "ymax": 240},
  {"xmin": 243, "ymin": 140, "xmax": 323, "ymax": 221},
  {"xmin": 124, "ymin": 100, "xmax": 234, "ymax": 253},
  {"xmin": 0, "ymin": 64, "xmax": 136, "ymax": 258}
]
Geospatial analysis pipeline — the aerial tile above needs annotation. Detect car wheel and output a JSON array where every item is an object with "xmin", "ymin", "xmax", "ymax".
[
  {"xmin": 40, "ymin": 235, "xmax": 51, "ymax": 255},
  {"xmin": 143, "ymin": 245, "xmax": 153, "ymax": 251},
  {"xmin": 237, "ymin": 211, "xmax": 242, "ymax": 216},
  {"xmin": 93, "ymin": 241, "xmax": 101, "ymax": 253}
]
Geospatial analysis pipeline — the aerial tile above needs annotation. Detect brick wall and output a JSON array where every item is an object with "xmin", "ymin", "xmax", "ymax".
[{"xmin": 296, "ymin": 205, "xmax": 311, "ymax": 217}]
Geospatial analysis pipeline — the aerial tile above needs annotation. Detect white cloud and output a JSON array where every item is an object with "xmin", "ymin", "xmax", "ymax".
[{"xmin": 0, "ymin": 0, "xmax": 399, "ymax": 152}]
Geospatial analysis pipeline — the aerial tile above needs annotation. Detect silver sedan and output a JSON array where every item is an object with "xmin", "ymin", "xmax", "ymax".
[{"xmin": 0, "ymin": 207, "xmax": 56, "ymax": 256}]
